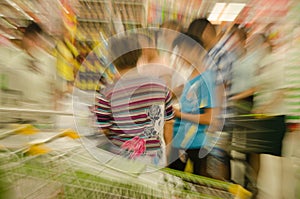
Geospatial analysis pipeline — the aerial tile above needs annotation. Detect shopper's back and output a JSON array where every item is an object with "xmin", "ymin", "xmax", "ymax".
[{"xmin": 95, "ymin": 34, "xmax": 174, "ymax": 166}]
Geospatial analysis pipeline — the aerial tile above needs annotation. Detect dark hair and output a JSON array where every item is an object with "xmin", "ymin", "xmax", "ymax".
[
  {"xmin": 109, "ymin": 35, "xmax": 142, "ymax": 69},
  {"xmin": 230, "ymin": 25, "xmax": 247, "ymax": 42},
  {"xmin": 24, "ymin": 22, "xmax": 42, "ymax": 37},
  {"xmin": 172, "ymin": 32, "xmax": 203, "ymax": 49},
  {"xmin": 187, "ymin": 18, "xmax": 213, "ymax": 41},
  {"xmin": 236, "ymin": 28, "xmax": 247, "ymax": 42}
]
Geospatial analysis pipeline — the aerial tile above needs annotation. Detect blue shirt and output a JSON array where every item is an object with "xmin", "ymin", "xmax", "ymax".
[{"xmin": 172, "ymin": 71, "xmax": 215, "ymax": 149}]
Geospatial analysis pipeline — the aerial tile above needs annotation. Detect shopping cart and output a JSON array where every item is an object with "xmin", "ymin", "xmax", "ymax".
[
  {"xmin": 163, "ymin": 168, "xmax": 252, "ymax": 199},
  {"xmin": 0, "ymin": 124, "xmax": 81, "ymax": 198},
  {"xmin": 0, "ymin": 124, "xmax": 252, "ymax": 199}
]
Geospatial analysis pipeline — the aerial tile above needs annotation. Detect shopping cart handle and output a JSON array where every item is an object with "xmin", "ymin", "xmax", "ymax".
[{"xmin": 27, "ymin": 129, "xmax": 79, "ymax": 145}]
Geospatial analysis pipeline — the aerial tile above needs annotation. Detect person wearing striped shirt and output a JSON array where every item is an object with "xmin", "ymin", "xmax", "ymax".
[{"xmin": 94, "ymin": 34, "xmax": 174, "ymax": 166}]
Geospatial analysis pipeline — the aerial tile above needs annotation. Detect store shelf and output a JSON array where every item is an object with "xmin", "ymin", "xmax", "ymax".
[{"xmin": 77, "ymin": 0, "xmax": 147, "ymax": 37}]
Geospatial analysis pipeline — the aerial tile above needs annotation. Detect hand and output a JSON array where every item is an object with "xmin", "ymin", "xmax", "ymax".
[
  {"xmin": 173, "ymin": 107, "xmax": 181, "ymax": 118},
  {"xmin": 101, "ymin": 129, "xmax": 110, "ymax": 136},
  {"xmin": 228, "ymin": 95, "xmax": 239, "ymax": 101},
  {"xmin": 228, "ymin": 96, "xmax": 234, "ymax": 101}
]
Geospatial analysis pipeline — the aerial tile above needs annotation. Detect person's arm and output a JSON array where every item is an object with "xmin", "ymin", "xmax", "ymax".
[
  {"xmin": 163, "ymin": 120, "xmax": 174, "ymax": 145},
  {"xmin": 163, "ymin": 89, "xmax": 175, "ymax": 144},
  {"xmin": 171, "ymin": 84, "xmax": 184, "ymax": 100},
  {"xmin": 174, "ymin": 107, "xmax": 213, "ymax": 125},
  {"xmin": 164, "ymin": 119, "xmax": 174, "ymax": 163},
  {"xmin": 163, "ymin": 89, "xmax": 175, "ymax": 163},
  {"xmin": 229, "ymin": 87, "xmax": 256, "ymax": 101}
]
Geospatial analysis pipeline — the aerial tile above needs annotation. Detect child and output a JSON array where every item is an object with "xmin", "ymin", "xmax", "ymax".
[
  {"xmin": 94, "ymin": 34, "xmax": 174, "ymax": 166},
  {"xmin": 169, "ymin": 33, "xmax": 215, "ymax": 176}
]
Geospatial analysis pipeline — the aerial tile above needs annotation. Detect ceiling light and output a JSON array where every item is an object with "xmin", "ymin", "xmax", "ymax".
[
  {"xmin": 208, "ymin": 3, "xmax": 226, "ymax": 22},
  {"xmin": 219, "ymin": 3, "xmax": 246, "ymax": 22}
]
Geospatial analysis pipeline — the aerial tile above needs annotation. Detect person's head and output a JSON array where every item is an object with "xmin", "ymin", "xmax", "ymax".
[
  {"xmin": 136, "ymin": 32, "xmax": 158, "ymax": 62},
  {"xmin": 22, "ymin": 22, "xmax": 42, "ymax": 50},
  {"xmin": 233, "ymin": 27, "xmax": 247, "ymax": 47},
  {"xmin": 227, "ymin": 26, "xmax": 248, "ymax": 57},
  {"xmin": 262, "ymin": 35, "xmax": 273, "ymax": 53},
  {"xmin": 264, "ymin": 23, "xmax": 282, "ymax": 50},
  {"xmin": 187, "ymin": 18, "xmax": 216, "ymax": 49},
  {"xmin": 172, "ymin": 33, "xmax": 205, "ymax": 67},
  {"xmin": 109, "ymin": 34, "xmax": 142, "ymax": 71}
]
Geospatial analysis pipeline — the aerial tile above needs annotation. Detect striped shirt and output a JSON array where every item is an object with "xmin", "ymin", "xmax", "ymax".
[
  {"xmin": 285, "ymin": 46, "xmax": 300, "ymax": 124},
  {"xmin": 95, "ymin": 74, "xmax": 174, "ymax": 151}
]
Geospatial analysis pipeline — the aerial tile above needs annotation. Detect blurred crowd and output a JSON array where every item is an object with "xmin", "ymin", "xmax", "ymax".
[{"xmin": 92, "ymin": 18, "xmax": 300, "ymax": 199}]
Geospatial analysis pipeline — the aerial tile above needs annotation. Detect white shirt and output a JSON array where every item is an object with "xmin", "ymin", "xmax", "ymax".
[
  {"xmin": 7, "ymin": 47, "xmax": 56, "ymax": 105},
  {"xmin": 253, "ymin": 50, "xmax": 287, "ymax": 115}
]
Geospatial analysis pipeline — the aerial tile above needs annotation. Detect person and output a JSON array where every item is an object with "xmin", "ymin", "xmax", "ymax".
[
  {"xmin": 135, "ymin": 31, "xmax": 176, "ymax": 163},
  {"xmin": 8, "ymin": 22, "xmax": 56, "ymax": 108},
  {"xmin": 157, "ymin": 20, "xmax": 183, "ymax": 65},
  {"xmin": 136, "ymin": 32, "xmax": 161, "ymax": 66},
  {"xmin": 155, "ymin": 20, "xmax": 185, "ymax": 96},
  {"xmin": 136, "ymin": 32, "xmax": 172, "ymax": 80},
  {"xmin": 168, "ymin": 33, "xmax": 215, "ymax": 176},
  {"xmin": 227, "ymin": 32, "xmax": 270, "ymax": 187},
  {"xmin": 186, "ymin": 18, "xmax": 234, "ymax": 180},
  {"xmin": 228, "ymin": 28, "xmax": 257, "ymax": 115},
  {"xmin": 229, "ymin": 32, "xmax": 269, "ymax": 102},
  {"xmin": 229, "ymin": 36, "xmax": 286, "ymax": 136},
  {"xmin": 229, "ymin": 31, "xmax": 287, "ymax": 196},
  {"xmin": 94, "ymin": 34, "xmax": 174, "ymax": 167},
  {"xmin": 187, "ymin": 18, "xmax": 234, "ymax": 130}
]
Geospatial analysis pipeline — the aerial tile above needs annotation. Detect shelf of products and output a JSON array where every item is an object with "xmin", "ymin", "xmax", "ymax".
[
  {"xmin": 76, "ymin": 0, "xmax": 147, "ymax": 39},
  {"xmin": 74, "ymin": 0, "xmax": 148, "ymax": 91},
  {"xmin": 147, "ymin": 0, "xmax": 202, "ymax": 28},
  {"xmin": 78, "ymin": 0, "xmax": 110, "ymax": 21}
]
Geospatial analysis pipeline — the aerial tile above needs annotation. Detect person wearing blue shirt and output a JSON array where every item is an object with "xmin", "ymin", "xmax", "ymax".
[
  {"xmin": 169, "ymin": 33, "xmax": 215, "ymax": 176},
  {"xmin": 186, "ymin": 19, "xmax": 236, "ymax": 180},
  {"xmin": 187, "ymin": 18, "xmax": 235, "ymax": 126}
]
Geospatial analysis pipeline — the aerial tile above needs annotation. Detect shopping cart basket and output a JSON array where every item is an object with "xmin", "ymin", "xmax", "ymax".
[{"xmin": 0, "ymin": 124, "xmax": 252, "ymax": 199}]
